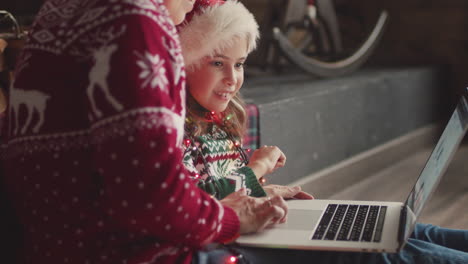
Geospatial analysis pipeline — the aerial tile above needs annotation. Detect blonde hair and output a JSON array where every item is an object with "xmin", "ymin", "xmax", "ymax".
[{"xmin": 185, "ymin": 91, "xmax": 247, "ymax": 140}]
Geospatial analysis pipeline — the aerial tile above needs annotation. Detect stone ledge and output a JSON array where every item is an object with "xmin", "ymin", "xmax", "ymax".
[
  {"xmin": 242, "ymin": 67, "xmax": 446, "ymax": 184},
  {"xmin": 288, "ymin": 124, "xmax": 439, "ymax": 198}
]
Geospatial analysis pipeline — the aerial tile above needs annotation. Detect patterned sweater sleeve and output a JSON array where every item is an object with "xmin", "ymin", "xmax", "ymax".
[
  {"xmin": 182, "ymin": 138, "xmax": 266, "ymax": 198},
  {"xmin": 233, "ymin": 166, "xmax": 267, "ymax": 197},
  {"xmin": 232, "ymin": 137, "xmax": 266, "ymax": 197},
  {"xmin": 88, "ymin": 13, "xmax": 239, "ymax": 248}
]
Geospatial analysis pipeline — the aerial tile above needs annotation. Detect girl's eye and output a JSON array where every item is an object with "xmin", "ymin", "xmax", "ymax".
[
  {"xmin": 235, "ymin": 62, "xmax": 244, "ymax": 68},
  {"xmin": 211, "ymin": 61, "xmax": 223, "ymax": 67}
]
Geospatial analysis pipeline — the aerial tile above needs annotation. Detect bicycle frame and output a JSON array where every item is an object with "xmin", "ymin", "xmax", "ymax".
[
  {"xmin": 244, "ymin": 0, "xmax": 388, "ymax": 77},
  {"xmin": 283, "ymin": 0, "xmax": 342, "ymax": 53},
  {"xmin": 0, "ymin": 10, "xmax": 23, "ymax": 40}
]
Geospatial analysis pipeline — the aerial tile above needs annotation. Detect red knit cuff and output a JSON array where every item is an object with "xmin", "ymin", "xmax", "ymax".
[{"xmin": 214, "ymin": 205, "xmax": 240, "ymax": 244}]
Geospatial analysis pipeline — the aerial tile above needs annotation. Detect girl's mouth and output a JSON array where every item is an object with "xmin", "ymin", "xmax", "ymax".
[{"xmin": 214, "ymin": 91, "xmax": 232, "ymax": 100}]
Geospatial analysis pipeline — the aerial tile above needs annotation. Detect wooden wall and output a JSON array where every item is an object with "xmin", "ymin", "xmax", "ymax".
[
  {"xmin": 363, "ymin": 0, "xmax": 468, "ymax": 102},
  {"xmin": 0, "ymin": 0, "xmax": 42, "ymax": 16},
  {"xmin": 243, "ymin": 0, "xmax": 468, "ymax": 104},
  {"xmin": 2, "ymin": 0, "xmax": 468, "ymax": 100}
]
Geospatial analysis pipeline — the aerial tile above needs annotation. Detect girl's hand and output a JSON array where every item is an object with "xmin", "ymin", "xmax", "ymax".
[
  {"xmin": 263, "ymin": 185, "xmax": 314, "ymax": 200},
  {"xmin": 247, "ymin": 145, "xmax": 286, "ymax": 179},
  {"xmin": 220, "ymin": 188, "xmax": 288, "ymax": 234}
]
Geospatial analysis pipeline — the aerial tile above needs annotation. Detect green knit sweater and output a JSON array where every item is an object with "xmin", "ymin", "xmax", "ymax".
[{"xmin": 182, "ymin": 124, "xmax": 267, "ymax": 199}]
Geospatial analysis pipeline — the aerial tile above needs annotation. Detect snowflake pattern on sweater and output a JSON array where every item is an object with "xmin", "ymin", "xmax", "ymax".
[{"xmin": 0, "ymin": 0, "xmax": 239, "ymax": 264}]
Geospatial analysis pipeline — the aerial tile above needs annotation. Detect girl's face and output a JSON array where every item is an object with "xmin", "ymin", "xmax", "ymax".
[
  {"xmin": 186, "ymin": 38, "xmax": 247, "ymax": 113},
  {"xmin": 164, "ymin": 0, "xmax": 195, "ymax": 25}
]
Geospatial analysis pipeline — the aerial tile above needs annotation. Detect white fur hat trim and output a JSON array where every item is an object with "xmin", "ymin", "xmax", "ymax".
[{"xmin": 179, "ymin": 0, "xmax": 259, "ymax": 67}]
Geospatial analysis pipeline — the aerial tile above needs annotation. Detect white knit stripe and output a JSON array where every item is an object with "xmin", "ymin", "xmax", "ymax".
[{"xmin": 2, "ymin": 107, "xmax": 184, "ymax": 158}]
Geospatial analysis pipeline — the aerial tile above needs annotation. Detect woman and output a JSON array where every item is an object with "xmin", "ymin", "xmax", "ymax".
[{"xmin": 1, "ymin": 0, "xmax": 286, "ymax": 264}]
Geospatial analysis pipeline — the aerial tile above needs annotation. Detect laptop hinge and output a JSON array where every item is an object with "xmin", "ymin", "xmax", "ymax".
[{"xmin": 397, "ymin": 205, "xmax": 407, "ymax": 249}]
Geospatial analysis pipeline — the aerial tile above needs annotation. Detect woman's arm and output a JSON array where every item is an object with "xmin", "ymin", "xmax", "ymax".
[{"xmin": 88, "ymin": 13, "xmax": 239, "ymax": 247}]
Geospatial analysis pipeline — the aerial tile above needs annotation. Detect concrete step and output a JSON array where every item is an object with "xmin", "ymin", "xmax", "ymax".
[
  {"xmin": 289, "ymin": 126, "xmax": 468, "ymax": 229},
  {"xmin": 320, "ymin": 143, "xmax": 468, "ymax": 229},
  {"xmin": 288, "ymin": 125, "xmax": 439, "ymax": 199},
  {"xmin": 243, "ymin": 66, "xmax": 447, "ymax": 184}
]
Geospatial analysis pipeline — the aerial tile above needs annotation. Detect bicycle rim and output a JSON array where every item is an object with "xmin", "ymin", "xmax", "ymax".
[{"xmin": 274, "ymin": 10, "xmax": 389, "ymax": 77}]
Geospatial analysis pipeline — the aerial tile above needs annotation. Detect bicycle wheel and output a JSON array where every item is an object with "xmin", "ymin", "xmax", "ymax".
[{"xmin": 274, "ymin": 0, "xmax": 389, "ymax": 77}]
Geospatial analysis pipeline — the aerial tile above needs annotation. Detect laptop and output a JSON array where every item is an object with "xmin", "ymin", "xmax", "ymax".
[{"xmin": 237, "ymin": 88, "xmax": 468, "ymax": 253}]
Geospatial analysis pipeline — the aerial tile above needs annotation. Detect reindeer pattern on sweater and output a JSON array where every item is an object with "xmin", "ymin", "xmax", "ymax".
[{"xmin": 1, "ymin": 1, "xmax": 240, "ymax": 264}]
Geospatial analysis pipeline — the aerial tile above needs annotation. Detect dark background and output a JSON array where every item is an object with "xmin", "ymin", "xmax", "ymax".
[
  {"xmin": 243, "ymin": 0, "xmax": 468, "ymax": 104},
  {"xmin": 0, "ymin": 0, "xmax": 42, "ymax": 18},
  {"xmin": 2, "ymin": 0, "xmax": 467, "ymax": 97},
  {"xmin": 1, "ymin": 1, "xmax": 467, "ymax": 262}
]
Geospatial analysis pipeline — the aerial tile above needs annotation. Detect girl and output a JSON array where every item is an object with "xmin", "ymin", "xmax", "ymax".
[
  {"xmin": 178, "ymin": 1, "xmax": 468, "ymax": 264},
  {"xmin": 179, "ymin": 0, "xmax": 313, "ymax": 200}
]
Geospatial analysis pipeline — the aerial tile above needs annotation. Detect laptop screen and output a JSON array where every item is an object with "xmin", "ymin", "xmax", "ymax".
[{"xmin": 405, "ymin": 94, "xmax": 468, "ymax": 218}]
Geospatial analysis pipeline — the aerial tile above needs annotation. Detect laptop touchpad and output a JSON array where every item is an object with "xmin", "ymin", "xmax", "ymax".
[{"xmin": 276, "ymin": 209, "xmax": 322, "ymax": 230}]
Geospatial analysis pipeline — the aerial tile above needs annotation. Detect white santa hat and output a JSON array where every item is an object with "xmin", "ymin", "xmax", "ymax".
[{"xmin": 178, "ymin": 0, "xmax": 259, "ymax": 67}]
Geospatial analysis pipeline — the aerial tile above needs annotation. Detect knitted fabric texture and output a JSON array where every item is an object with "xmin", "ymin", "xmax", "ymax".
[
  {"xmin": 183, "ymin": 124, "xmax": 266, "ymax": 199},
  {"xmin": 0, "ymin": 1, "xmax": 240, "ymax": 263}
]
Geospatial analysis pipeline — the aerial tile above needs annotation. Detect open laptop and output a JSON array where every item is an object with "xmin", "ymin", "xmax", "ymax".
[{"xmin": 237, "ymin": 88, "xmax": 468, "ymax": 253}]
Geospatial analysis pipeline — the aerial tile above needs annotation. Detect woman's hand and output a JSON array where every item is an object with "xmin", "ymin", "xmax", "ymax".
[
  {"xmin": 247, "ymin": 145, "xmax": 286, "ymax": 179},
  {"xmin": 263, "ymin": 184, "xmax": 314, "ymax": 200},
  {"xmin": 220, "ymin": 188, "xmax": 288, "ymax": 234}
]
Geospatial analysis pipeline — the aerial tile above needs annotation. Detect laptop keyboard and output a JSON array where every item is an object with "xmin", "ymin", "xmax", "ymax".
[{"xmin": 311, "ymin": 204, "xmax": 387, "ymax": 243}]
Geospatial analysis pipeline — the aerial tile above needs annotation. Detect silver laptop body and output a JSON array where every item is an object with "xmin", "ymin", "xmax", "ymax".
[{"xmin": 237, "ymin": 89, "xmax": 468, "ymax": 253}]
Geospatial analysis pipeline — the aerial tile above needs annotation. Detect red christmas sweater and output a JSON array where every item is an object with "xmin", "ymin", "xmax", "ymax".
[{"xmin": 1, "ymin": 0, "xmax": 239, "ymax": 263}]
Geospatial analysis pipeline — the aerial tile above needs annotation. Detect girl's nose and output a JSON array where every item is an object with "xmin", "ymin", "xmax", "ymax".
[{"xmin": 223, "ymin": 67, "xmax": 236, "ymax": 86}]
